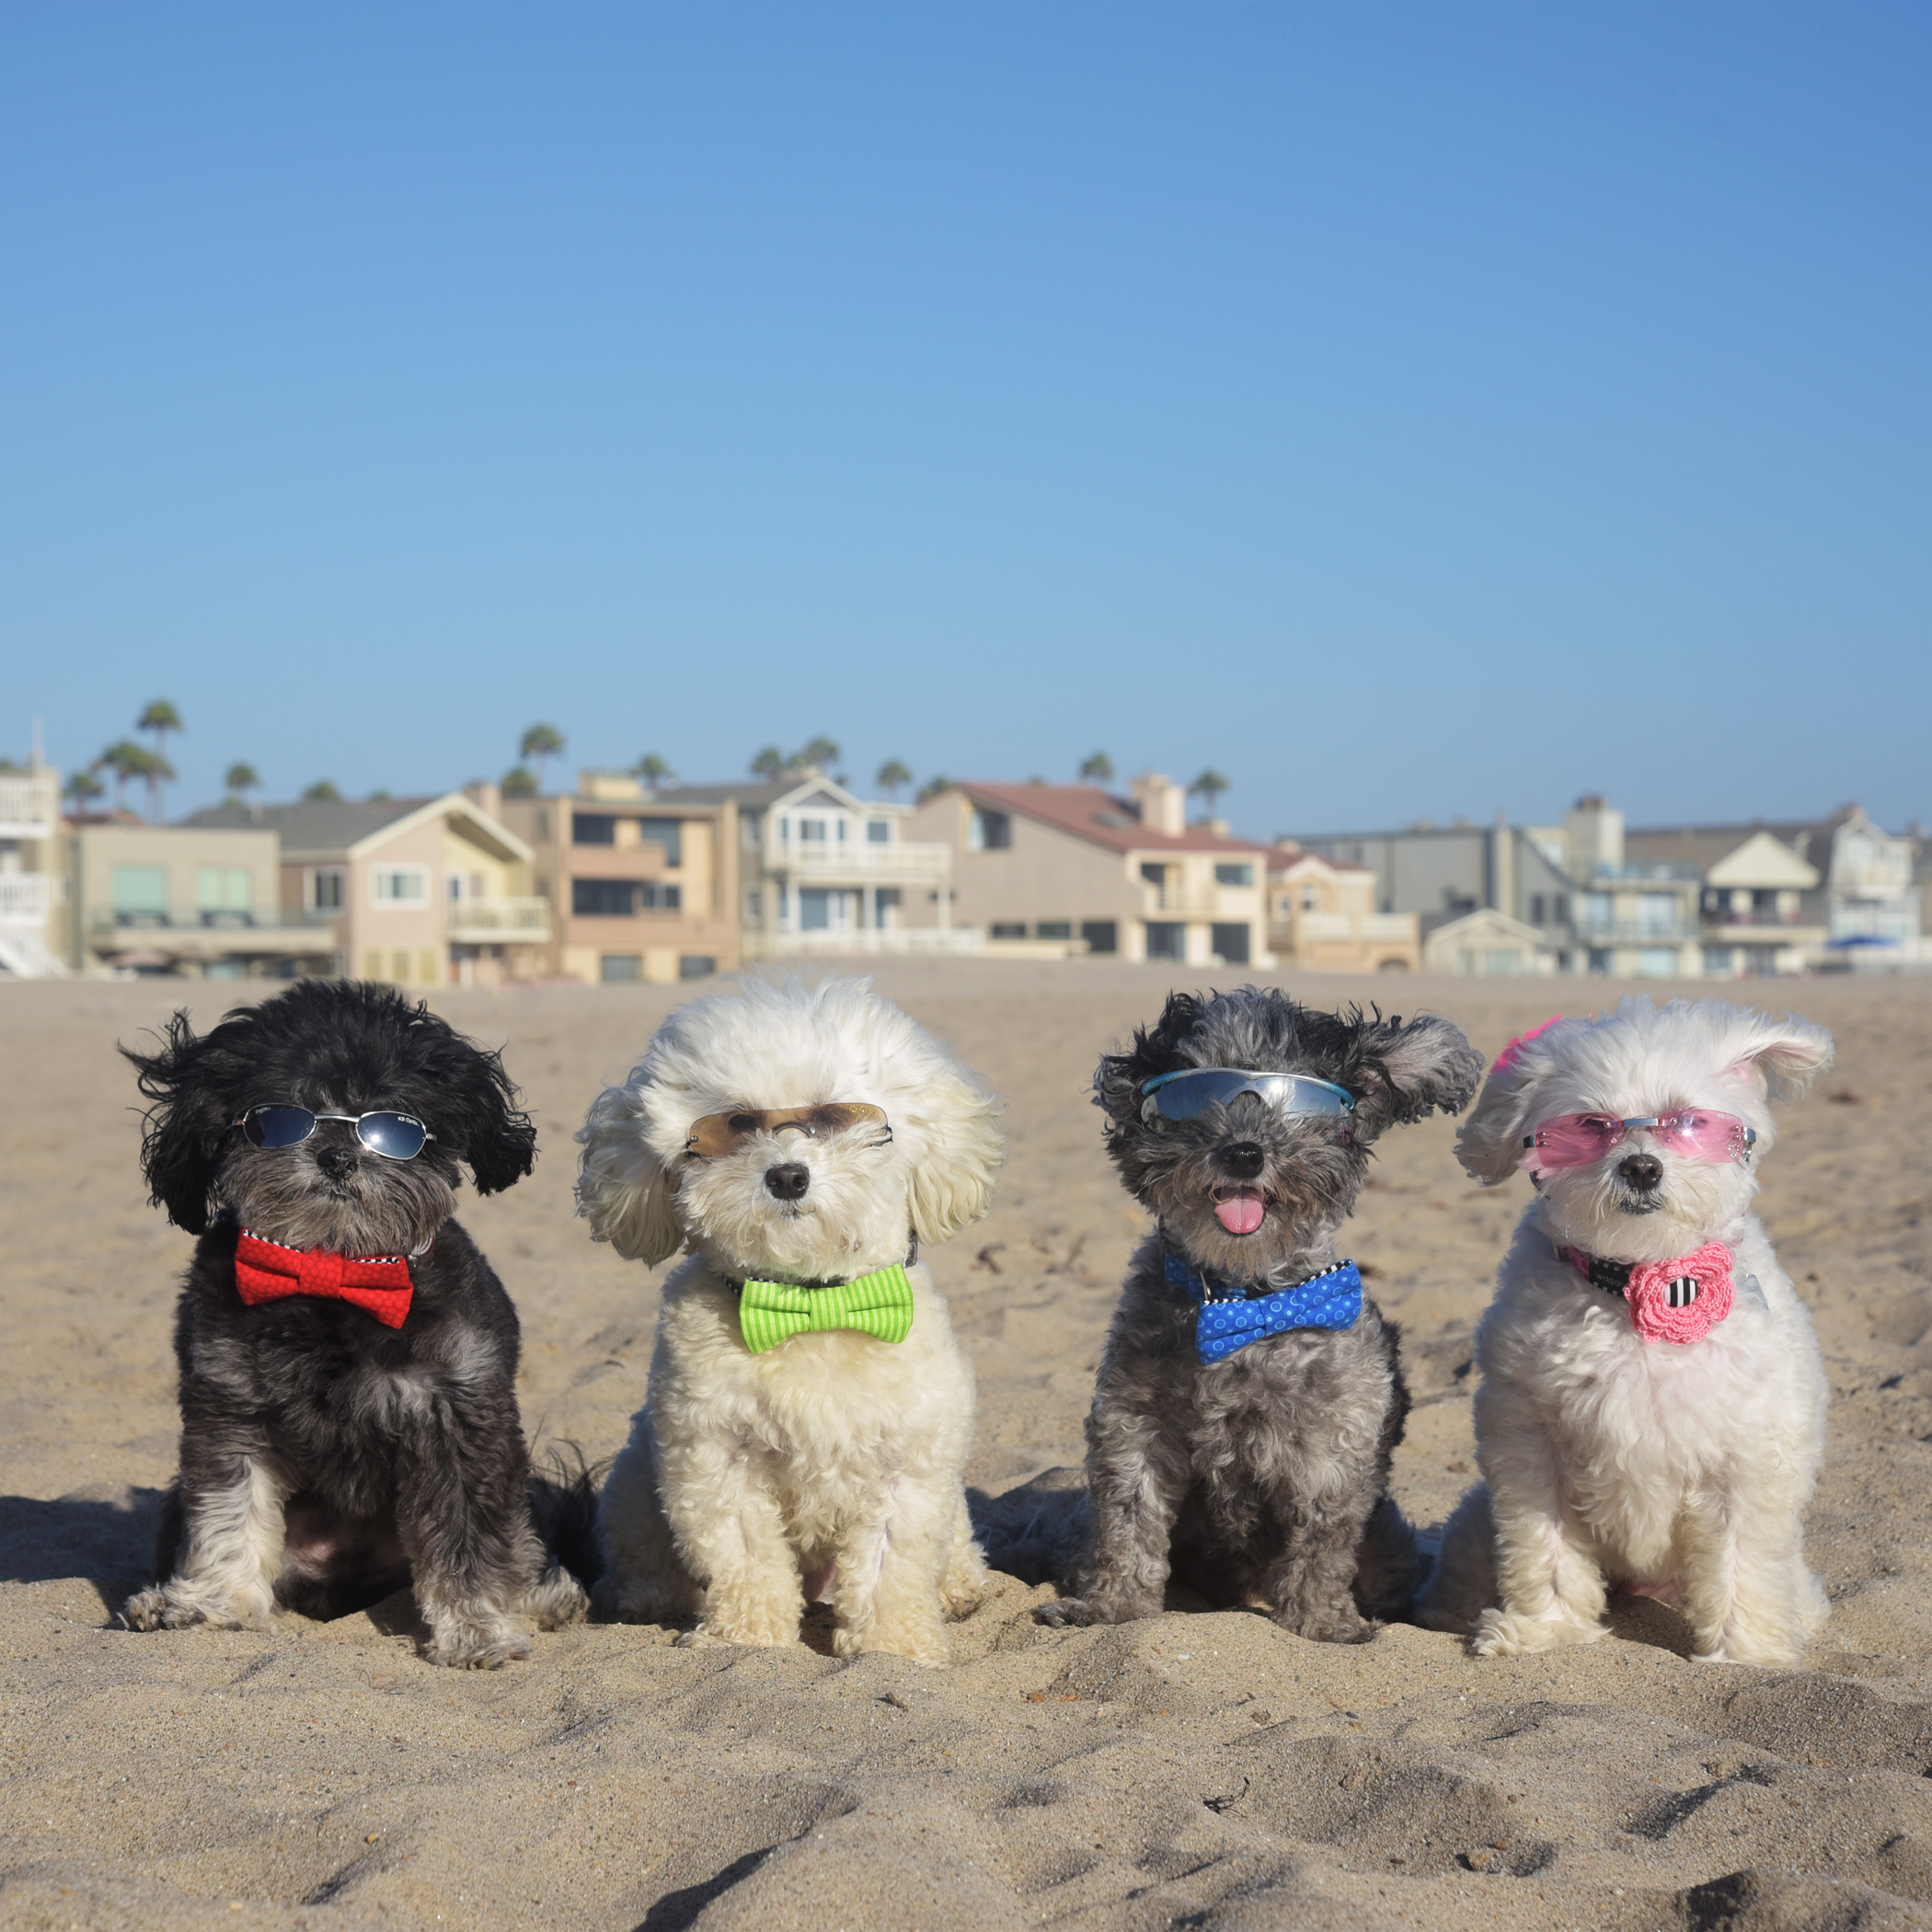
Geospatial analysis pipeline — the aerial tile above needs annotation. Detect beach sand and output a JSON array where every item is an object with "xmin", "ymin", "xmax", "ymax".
[{"xmin": 3, "ymin": 963, "xmax": 1929, "ymax": 1930}]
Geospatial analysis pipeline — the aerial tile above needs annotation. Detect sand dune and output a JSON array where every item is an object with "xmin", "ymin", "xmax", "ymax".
[{"xmin": 3, "ymin": 964, "xmax": 1929, "ymax": 1929}]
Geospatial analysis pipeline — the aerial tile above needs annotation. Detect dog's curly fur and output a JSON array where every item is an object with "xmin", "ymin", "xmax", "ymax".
[
  {"xmin": 1037, "ymin": 989, "xmax": 1481, "ymax": 1642},
  {"xmin": 119, "ymin": 980, "xmax": 586, "ymax": 1667},
  {"xmin": 1418, "ymin": 996, "xmax": 1834, "ymax": 1666},
  {"xmin": 578, "ymin": 976, "xmax": 1005, "ymax": 1664}
]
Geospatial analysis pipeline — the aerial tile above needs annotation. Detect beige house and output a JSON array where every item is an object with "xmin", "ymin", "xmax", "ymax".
[
  {"xmin": 908, "ymin": 776, "xmax": 1272, "ymax": 966},
  {"xmin": 1698, "ymin": 832, "xmax": 1823, "ymax": 977},
  {"xmin": 1267, "ymin": 847, "xmax": 1419, "ymax": 972},
  {"xmin": 187, "ymin": 792, "xmax": 548, "ymax": 987},
  {"xmin": 1422, "ymin": 908, "xmax": 1558, "ymax": 977},
  {"xmin": 496, "ymin": 773, "xmax": 740, "ymax": 984}
]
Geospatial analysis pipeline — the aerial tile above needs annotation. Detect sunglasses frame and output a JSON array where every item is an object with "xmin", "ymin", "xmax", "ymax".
[
  {"xmin": 683, "ymin": 1101, "xmax": 893, "ymax": 1160},
  {"xmin": 1522, "ymin": 1110, "xmax": 1756, "ymax": 1167},
  {"xmin": 233, "ymin": 1105, "xmax": 437, "ymax": 1161},
  {"xmin": 1138, "ymin": 1066, "xmax": 1356, "ymax": 1129}
]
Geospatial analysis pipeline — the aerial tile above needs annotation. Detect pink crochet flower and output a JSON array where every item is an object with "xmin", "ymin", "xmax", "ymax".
[{"xmin": 1625, "ymin": 1243, "xmax": 1734, "ymax": 1344}]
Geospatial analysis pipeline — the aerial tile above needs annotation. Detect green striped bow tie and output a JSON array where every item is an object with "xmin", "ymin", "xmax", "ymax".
[{"xmin": 736, "ymin": 1264, "xmax": 915, "ymax": 1355}]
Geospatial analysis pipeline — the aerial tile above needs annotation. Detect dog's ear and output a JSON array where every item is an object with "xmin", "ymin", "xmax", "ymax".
[
  {"xmin": 121, "ymin": 1010, "xmax": 233, "ymax": 1234},
  {"xmin": 1719, "ymin": 1007, "xmax": 1834, "ymax": 1103},
  {"xmin": 1455, "ymin": 1021, "xmax": 1568, "ymax": 1185},
  {"xmin": 1340, "ymin": 1011, "xmax": 1485, "ymax": 1144},
  {"xmin": 904, "ymin": 1059, "xmax": 1006, "ymax": 1248},
  {"xmin": 576, "ymin": 1075, "xmax": 684, "ymax": 1265},
  {"xmin": 418, "ymin": 1013, "xmax": 536, "ymax": 1195},
  {"xmin": 1093, "ymin": 991, "xmax": 1202, "ymax": 1126}
]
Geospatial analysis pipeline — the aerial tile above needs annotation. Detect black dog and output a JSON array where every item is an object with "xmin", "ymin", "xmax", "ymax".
[
  {"xmin": 121, "ymin": 980, "xmax": 585, "ymax": 1667},
  {"xmin": 1037, "ymin": 989, "xmax": 1481, "ymax": 1643}
]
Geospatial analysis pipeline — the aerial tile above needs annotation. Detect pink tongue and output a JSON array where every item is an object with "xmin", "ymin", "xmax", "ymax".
[{"xmin": 1215, "ymin": 1192, "xmax": 1266, "ymax": 1236}]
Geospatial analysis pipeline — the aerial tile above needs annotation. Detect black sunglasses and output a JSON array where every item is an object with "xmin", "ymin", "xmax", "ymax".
[{"xmin": 234, "ymin": 1105, "xmax": 435, "ymax": 1161}]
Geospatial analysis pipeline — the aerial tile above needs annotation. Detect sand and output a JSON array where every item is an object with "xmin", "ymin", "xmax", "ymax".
[{"xmin": 3, "ymin": 962, "xmax": 1930, "ymax": 1931}]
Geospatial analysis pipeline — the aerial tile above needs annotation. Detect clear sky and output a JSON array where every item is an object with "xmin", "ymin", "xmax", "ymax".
[{"xmin": 4, "ymin": 3, "xmax": 1927, "ymax": 838}]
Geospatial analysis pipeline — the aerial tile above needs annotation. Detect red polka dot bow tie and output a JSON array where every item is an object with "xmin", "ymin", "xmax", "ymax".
[{"xmin": 234, "ymin": 1229, "xmax": 417, "ymax": 1328}]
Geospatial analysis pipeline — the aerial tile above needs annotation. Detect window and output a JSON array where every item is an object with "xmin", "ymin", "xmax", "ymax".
[
  {"xmin": 1587, "ymin": 947, "xmax": 1614, "ymax": 974},
  {"xmin": 1704, "ymin": 946, "xmax": 1736, "ymax": 977},
  {"xmin": 309, "ymin": 868, "xmax": 343, "ymax": 911},
  {"xmin": 1637, "ymin": 893, "xmax": 1678, "ymax": 937},
  {"xmin": 1211, "ymin": 923, "xmax": 1250, "ymax": 965},
  {"xmin": 372, "ymin": 867, "xmax": 429, "ymax": 906},
  {"xmin": 968, "ymin": 811, "xmax": 1011, "ymax": 852},
  {"xmin": 419, "ymin": 950, "xmax": 441, "ymax": 984},
  {"xmin": 836, "ymin": 819, "xmax": 847, "ymax": 842},
  {"xmin": 1301, "ymin": 887, "xmax": 1317, "ymax": 912},
  {"xmin": 742, "ymin": 813, "xmax": 763, "ymax": 848},
  {"xmin": 197, "ymin": 867, "xmax": 253, "ymax": 918},
  {"xmin": 362, "ymin": 949, "xmax": 382, "ymax": 977},
  {"xmin": 1554, "ymin": 894, "xmax": 1570, "ymax": 924},
  {"xmin": 635, "ymin": 819, "xmax": 682, "ymax": 867},
  {"xmin": 799, "ymin": 888, "xmax": 831, "ymax": 930},
  {"xmin": 601, "ymin": 954, "xmax": 641, "ymax": 983},
  {"xmin": 744, "ymin": 888, "xmax": 763, "ymax": 920},
  {"xmin": 1035, "ymin": 921, "xmax": 1072, "ymax": 940},
  {"xmin": 991, "ymin": 922, "xmax": 1027, "ymax": 939},
  {"xmin": 534, "ymin": 810, "xmax": 550, "ymax": 841},
  {"xmin": 573, "ymin": 879, "xmax": 638, "ymax": 916},
  {"xmin": 572, "ymin": 813, "xmax": 616, "ymax": 846},
  {"xmin": 1529, "ymin": 893, "xmax": 1547, "ymax": 926},
  {"xmin": 111, "ymin": 865, "xmax": 169, "ymax": 923},
  {"xmin": 639, "ymin": 882, "xmax": 682, "ymax": 911},
  {"xmin": 390, "ymin": 949, "xmax": 412, "ymax": 982},
  {"xmin": 1140, "ymin": 862, "xmax": 1167, "ymax": 886},
  {"xmin": 1637, "ymin": 947, "xmax": 1679, "ymax": 978},
  {"xmin": 447, "ymin": 873, "xmax": 464, "ymax": 903},
  {"xmin": 679, "ymin": 955, "xmax": 717, "ymax": 979},
  {"xmin": 866, "ymin": 820, "xmax": 890, "ymax": 845},
  {"xmin": 1214, "ymin": 863, "xmax": 1254, "ymax": 888},
  {"xmin": 1081, "ymin": 920, "xmax": 1118, "ymax": 955},
  {"xmin": 1145, "ymin": 921, "xmax": 1186, "ymax": 960},
  {"xmin": 799, "ymin": 818, "xmax": 828, "ymax": 843}
]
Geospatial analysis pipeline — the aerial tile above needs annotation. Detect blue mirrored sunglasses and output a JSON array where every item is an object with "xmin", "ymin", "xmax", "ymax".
[
  {"xmin": 234, "ymin": 1105, "xmax": 435, "ymax": 1161},
  {"xmin": 1139, "ymin": 1066, "xmax": 1356, "ymax": 1128}
]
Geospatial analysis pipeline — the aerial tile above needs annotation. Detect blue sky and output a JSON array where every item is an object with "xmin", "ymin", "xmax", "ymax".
[{"xmin": 4, "ymin": 3, "xmax": 1927, "ymax": 837}]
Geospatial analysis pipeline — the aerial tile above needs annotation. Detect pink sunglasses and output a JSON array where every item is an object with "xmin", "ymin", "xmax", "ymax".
[{"xmin": 1523, "ymin": 1110, "xmax": 1756, "ymax": 1170}]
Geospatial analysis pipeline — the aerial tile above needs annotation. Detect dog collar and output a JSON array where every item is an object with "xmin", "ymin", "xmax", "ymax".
[
  {"xmin": 234, "ymin": 1228, "xmax": 425, "ymax": 1329},
  {"xmin": 1162, "ymin": 1247, "xmax": 1363, "ymax": 1363},
  {"xmin": 1557, "ymin": 1239, "xmax": 1735, "ymax": 1345}
]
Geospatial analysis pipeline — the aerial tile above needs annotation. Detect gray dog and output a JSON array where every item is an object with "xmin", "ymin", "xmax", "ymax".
[{"xmin": 1036, "ymin": 988, "xmax": 1481, "ymax": 1643}]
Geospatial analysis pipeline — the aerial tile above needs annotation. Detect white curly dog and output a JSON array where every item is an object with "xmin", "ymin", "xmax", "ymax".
[
  {"xmin": 577, "ymin": 976, "xmax": 1004, "ymax": 1663},
  {"xmin": 1420, "ymin": 996, "xmax": 1834, "ymax": 1667}
]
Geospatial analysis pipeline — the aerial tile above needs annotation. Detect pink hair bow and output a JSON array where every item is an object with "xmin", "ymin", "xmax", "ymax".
[{"xmin": 1490, "ymin": 1018, "xmax": 1561, "ymax": 1078}]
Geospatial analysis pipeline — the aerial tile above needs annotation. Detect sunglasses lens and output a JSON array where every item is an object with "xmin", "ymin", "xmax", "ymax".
[
  {"xmin": 1531, "ymin": 1115, "xmax": 1624, "ymax": 1167},
  {"xmin": 686, "ymin": 1102, "xmax": 889, "ymax": 1156},
  {"xmin": 1145, "ymin": 1071, "xmax": 1351, "ymax": 1123},
  {"xmin": 357, "ymin": 1112, "xmax": 429, "ymax": 1159},
  {"xmin": 1655, "ymin": 1111, "xmax": 1749, "ymax": 1163},
  {"xmin": 244, "ymin": 1105, "xmax": 316, "ymax": 1149}
]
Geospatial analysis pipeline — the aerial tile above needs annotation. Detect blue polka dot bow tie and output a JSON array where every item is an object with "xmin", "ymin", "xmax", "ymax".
[{"xmin": 1163, "ymin": 1248, "xmax": 1363, "ymax": 1364}]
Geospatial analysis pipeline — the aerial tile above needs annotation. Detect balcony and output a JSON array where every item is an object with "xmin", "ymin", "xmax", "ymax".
[
  {"xmin": 446, "ymin": 896, "xmax": 553, "ymax": 944},
  {"xmin": 86, "ymin": 908, "xmax": 334, "ymax": 962},
  {"xmin": 1139, "ymin": 882, "xmax": 1223, "ymax": 917},
  {"xmin": 776, "ymin": 842, "xmax": 951, "ymax": 880},
  {"xmin": 0, "ymin": 773, "xmax": 58, "ymax": 841},
  {"xmin": 0, "ymin": 873, "xmax": 52, "ymax": 925},
  {"xmin": 1575, "ymin": 923, "xmax": 1695, "ymax": 946}
]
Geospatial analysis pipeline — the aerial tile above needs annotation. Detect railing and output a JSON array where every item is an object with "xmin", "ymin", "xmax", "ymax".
[
  {"xmin": 1708, "ymin": 909, "xmax": 1808, "ymax": 927},
  {"xmin": 779, "ymin": 843, "xmax": 952, "ymax": 878},
  {"xmin": 753, "ymin": 927, "xmax": 984, "ymax": 957},
  {"xmin": 0, "ymin": 773, "xmax": 58, "ymax": 838},
  {"xmin": 1141, "ymin": 884, "xmax": 1223, "ymax": 916},
  {"xmin": 0, "ymin": 873, "xmax": 52, "ymax": 923},
  {"xmin": 445, "ymin": 897, "xmax": 553, "ymax": 942},
  {"xmin": 89, "ymin": 907, "xmax": 334, "ymax": 932},
  {"xmin": 1292, "ymin": 910, "xmax": 1416, "ymax": 943},
  {"xmin": 1575, "ymin": 922, "xmax": 1694, "ymax": 945}
]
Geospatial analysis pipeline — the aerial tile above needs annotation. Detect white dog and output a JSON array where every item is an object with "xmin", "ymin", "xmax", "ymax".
[
  {"xmin": 576, "ymin": 976, "xmax": 1004, "ymax": 1663},
  {"xmin": 1419, "ymin": 996, "xmax": 1834, "ymax": 1666}
]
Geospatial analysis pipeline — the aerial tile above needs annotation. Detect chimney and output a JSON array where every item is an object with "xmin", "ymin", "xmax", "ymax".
[
  {"xmin": 1563, "ymin": 795, "xmax": 1624, "ymax": 877},
  {"xmin": 1130, "ymin": 773, "xmax": 1186, "ymax": 836},
  {"xmin": 464, "ymin": 779, "xmax": 502, "ymax": 820}
]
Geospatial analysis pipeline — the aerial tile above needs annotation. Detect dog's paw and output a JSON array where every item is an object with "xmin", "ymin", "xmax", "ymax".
[
  {"xmin": 525, "ymin": 1565, "xmax": 589, "ymax": 1630},
  {"xmin": 121, "ymin": 1584, "xmax": 267, "ymax": 1633},
  {"xmin": 940, "ymin": 1556, "xmax": 992, "ymax": 1621},
  {"xmin": 422, "ymin": 1606, "xmax": 535, "ymax": 1669},
  {"xmin": 1470, "ymin": 1606, "xmax": 1605, "ymax": 1658},
  {"xmin": 684, "ymin": 1600, "xmax": 802, "ymax": 1649},
  {"xmin": 121, "ymin": 1587, "xmax": 178, "ymax": 1632},
  {"xmin": 1032, "ymin": 1594, "xmax": 1145, "ymax": 1628},
  {"xmin": 1280, "ymin": 1607, "xmax": 1377, "ymax": 1646},
  {"xmin": 835, "ymin": 1616, "xmax": 949, "ymax": 1667}
]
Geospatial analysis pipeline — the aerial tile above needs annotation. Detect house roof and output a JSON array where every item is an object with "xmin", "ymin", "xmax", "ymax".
[
  {"xmin": 181, "ymin": 793, "xmax": 530, "ymax": 864},
  {"xmin": 650, "ymin": 774, "xmax": 900, "ymax": 815},
  {"xmin": 1705, "ymin": 830, "xmax": 1820, "ymax": 891},
  {"xmin": 1269, "ymin": 847, "xmax": 1374, "ymax": 878},
  {"xmin": 949, "ymin": 784, "xmax": 1269, "ymax": 857}
]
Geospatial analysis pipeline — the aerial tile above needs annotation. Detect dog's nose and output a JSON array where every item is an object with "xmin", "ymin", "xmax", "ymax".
[
  {"xmin": 765, "ymin": 1162, "xmax": 811, "ymax": 1202},
  {"xmin": 316, "ymin": 1143, "xmax": 360, "ymax": 1184},
  {"xmin": 1617, "ymin": 1153, "xmax": 1663, "ymax": 1191},
  {"xmin": 1218, "ymin": 1142, "xmax": 1266, "ymax": 1180}
]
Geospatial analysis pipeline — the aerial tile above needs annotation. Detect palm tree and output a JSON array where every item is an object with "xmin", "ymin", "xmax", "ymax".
[
  {"xmin": 97, "ymin": 740, "xmax": 146, "ymax": 811},
  {"xmin": 875, "ymin": 758, "xmax": 913, "ymax": 799},
  {"xmin": 793, "ymin": 735, "xmax": 841, "ymax": 773},
  {"xmin": 500, "ymin": 765, "xmax": 538, "ymax": 799},
  {"xmin": 1188, "ymin": 769, "xmax": 1231, "ymax": 821},
  {"xmin": 1078, "ymin": 751, "xmax": 1114, "ymax": 785},
  {"xmin": 302, "ymin": 778, "xmax": 341, "ymax": 802},
  {"xmin": 137, "ymin": 749, "xmax": 176, "ymax": 822},
  {"xmin": 634, "ymin": 753, "xmax": 675, "ymax": 790},
  {"xmin": 915, "ymin": 774, "xmax": 953, "ymax": 805},
  {"xmin": 751, "ymin": 746, "xmax": 788, "ymax": 781},
  {"xmin": 224, "ymin": 762, "xmax": 262, "ymax": 811},
  {"xmin": 63, "ymin": 768, "xmax": 104, "ymax": 811},
  {"xmin": 137, "ymin": 701, "xmax": 183, "ymax": 819},
  {"xmin": 518, "ymin": 723, "xmax": 566, "ymax": 793}
]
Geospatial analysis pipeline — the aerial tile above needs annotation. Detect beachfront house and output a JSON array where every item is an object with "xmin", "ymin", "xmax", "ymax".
[
  {"xmin": 495, "ymin": 773, "xmax": 738, "ymax": 983},
  {"xmin": 907, "ymin": 776, "xmax": 1271, "ymax": 966},
  {"xmin": 0, "ymin": 765, "xmax": 66, "ymax": 978},
  {"xmin": 1266, "ymin": 846, "xmax": 1420, "ymax": 972}
]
